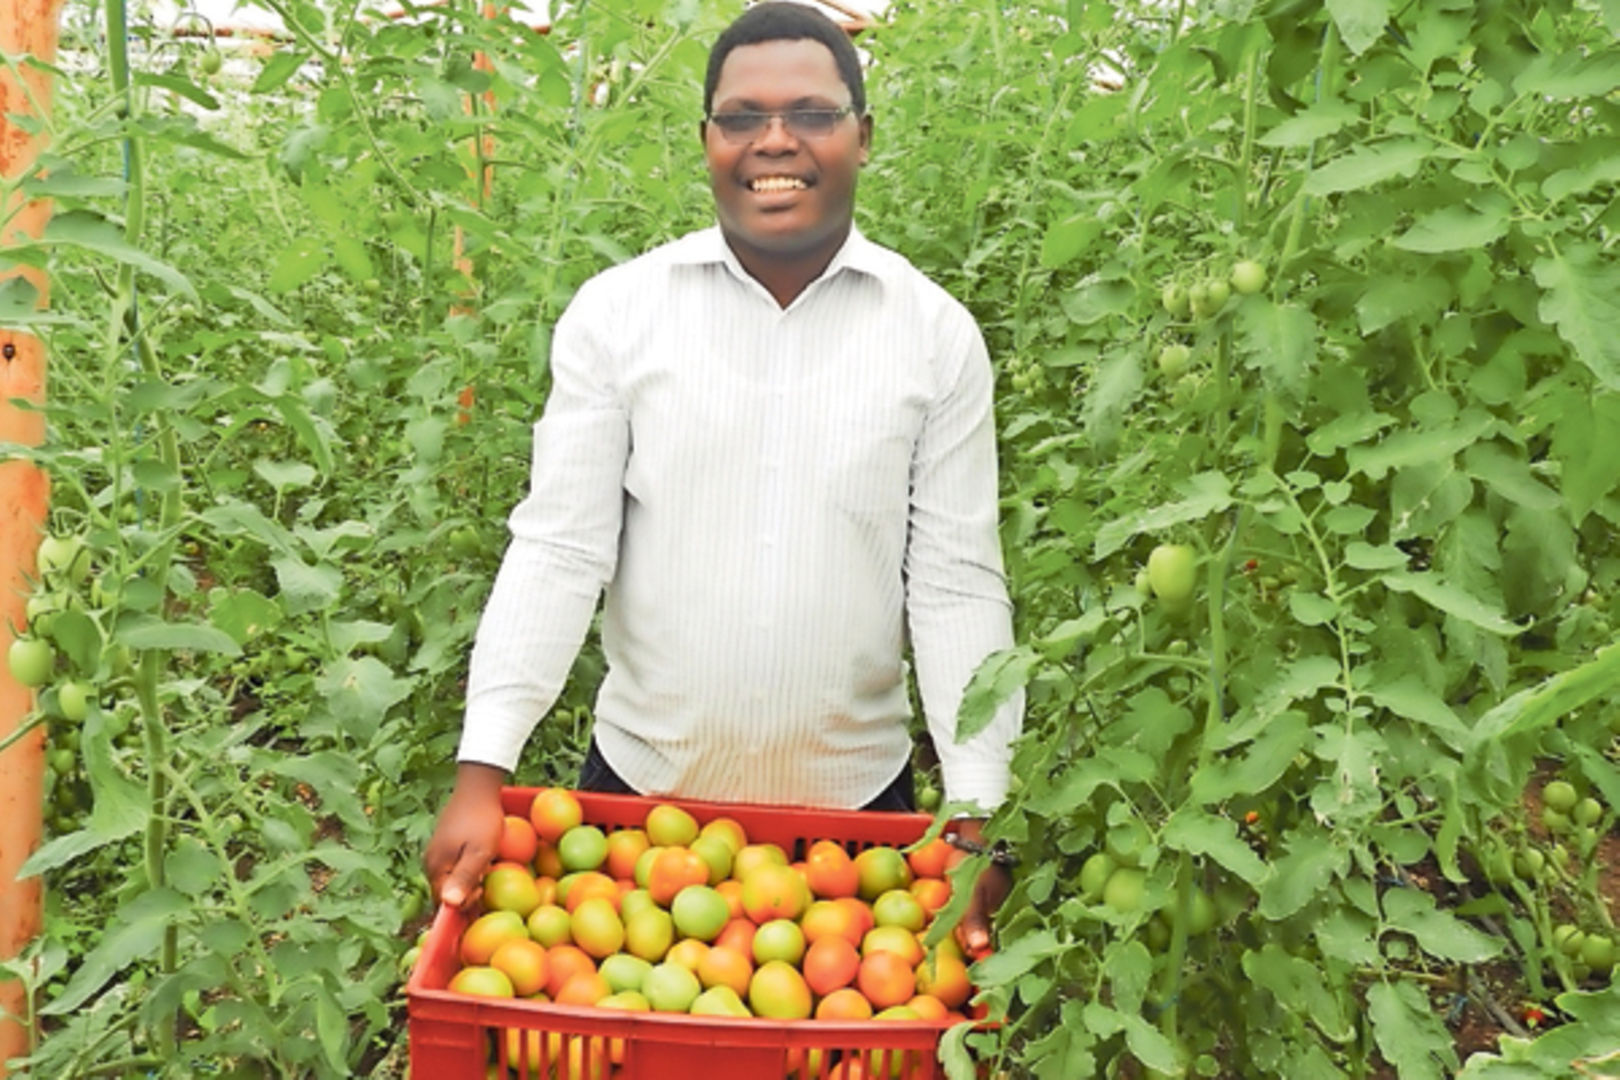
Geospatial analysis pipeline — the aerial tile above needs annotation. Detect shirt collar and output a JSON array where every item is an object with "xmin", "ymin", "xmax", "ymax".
[{"xmin": 668, "ymin": 224, "xmax": 893, "ymax": 289}]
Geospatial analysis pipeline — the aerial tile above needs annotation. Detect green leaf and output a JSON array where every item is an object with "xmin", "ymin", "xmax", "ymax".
[
  {"xmin": 40, "ymin": 211, "xmax": 196, "ymax": 299},
  {"xmin": 1326, "ymin": 0, "xmax": 1391, "ymax": 56},
  {"xmin": 1542, "ymin": 153, "xmax": 1620, "ymax": 204},
  {"xmin": 1462, "ymin": 443, "xmax": 1559, "ymax": 511},
  {"xmin": 115, "ymin": 614, "xmax": 244, "ymax": 656},
  {"xmin": 1092, "ymin": 472, "xmax": 1232, "ymax": 559},
  {"xmin": 1367, "ymin": 979, "xmax": 1459, "ymax": 1080},
  {"xmin": 1191, "ymin": 710, "xmax": 1310, "ymax": 804},
  {"xmin": 267, "ymin": 236, "xmax": 326, "ymax": 294},
  {"xmin": 1103, "ymin": 940, "xmax": 1152, "ymax": 1015},
  {"xmin": 1380, "ymin": 571, "xmax": 1520, "ymax": 635},
  {"xmin": 1471, "ymin": 643, "xmax": 1620, "ymax": 743},
  {"xmin": 1345, "ymin": 411, "xmax": 1495, "ymax": 480},
  {"xmin": 133, "ymin": 70, "xmax": 220, "ymax": 111},
  {"xmin": 1368, "ymin": 678, "xmax": 1472, "ymax": 751},
  {"xmin": 1306, "ymin": 410, "xmax": 1396, "ymax": 457},
  {"xmin": 41, "ymin": 888, "xmax": 190, "ymax": 1015},
  {"xmin": 314, "ymin": 656, "xmax": 415, "ymax": 741},
  {"xmin": 956, "ymin": 646, "xmax": 1037, "ymax": 742},
  {"xmin": 1381, "ymin": 888, "xmax": 1502, "ymax": 963},
  {"xmin": 252, "ymin": 50, "xmax": 309, "ymax": 93},
  {"xmin": 1162, "ymin": 808, "xmax": 1269, "ymax": 885},
  {"xmin": 253, "ymin": 460, "xmax": 318, "ymax": 493},
  {"xmin": 1242, "ymin": 943, "xmax": 1353, "ymax": 1042},
  {"xmin": 1551, "ymin": 392, "xmax": 1620, "ymax": 523},
  {"xmin": 1081, "ymin": 350, "xmax": 1145, "ymax": 450},
  {"xmin": 209, "ymin": 588, "xmax": 283, "ymax": 645},
  {"xmin": 1040, "ymin": 214, "xmax": 1103, "ymax": 269},
  {"xmin": 1533, "ymin": 245, "xmax": 1620, "ymax": 391},
  {"xmin": 1061, "ymin": 276, "xmax": 1135, "ymax": 324},
  {"xmin": 1305, "ymin": 139, "xmax": 1432, "ymax": 196},
  {"xmin": 1344, "ymin": 542, "xmax": 1409, "ymax": 570},
  {"xmin": 1235, "ymin": 298, "xmax": 1315, "ymax": 400},
  {"xmin": 971, "ymin": 928, "xmax": 1063, "ymax": 987},
  {"xmin": 272, "ymin": 556, "xmax": 343, "ymax": 615},
  {"xmin": 1289, "ymin": 590, "xmax": 1339, "ymax": 626},
  {"xmin": 1258, "ymin": 830, "xmax": 1346, "ymax": 920},
  {"xmin": 165, "ymin": 836, "xmax": 226, "ymax": 898},
  {"xmin": 1512, "ymin": 50, "xmax": 1620, "ymax": 99},
  {"xmin": 1257, "ymin": 99, "xmax": 1360, "ymax": 148},
  {"xmin": 1217, "ymin": 657, "xmax": 1339, "ymax": 749},
  {"xmin": 1393, "ymin": 202, "xmax": 1510, "ymax": 254}
]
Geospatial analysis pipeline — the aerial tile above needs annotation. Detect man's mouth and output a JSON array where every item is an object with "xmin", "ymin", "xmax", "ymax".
[{"xmin": 748, "ymin": 176, "xmax": 809, "ymax": 193}]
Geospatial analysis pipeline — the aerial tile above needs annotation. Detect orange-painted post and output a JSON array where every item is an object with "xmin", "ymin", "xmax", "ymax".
[{"xmin": 0, "ymin": 0, "xmax": 63, "ymax": 1071}]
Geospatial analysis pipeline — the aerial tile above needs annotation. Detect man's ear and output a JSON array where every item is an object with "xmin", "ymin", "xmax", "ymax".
[
  {"xmin": 858, "ymin": 114, "xmax": 873, "ymax": 166},
  {"xmin": 697, "ymin": 118, "xmax": 708, "ymax": 149}
]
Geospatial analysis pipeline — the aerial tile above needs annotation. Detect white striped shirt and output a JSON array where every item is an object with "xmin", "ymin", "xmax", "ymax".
[{"xmin": 458, "ymin": 225, "xmax": 1022, "ymax": 811}]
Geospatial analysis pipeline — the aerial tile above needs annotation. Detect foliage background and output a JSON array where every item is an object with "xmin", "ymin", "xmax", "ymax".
[{"xmin": 2, "ymin": 0, "xmax": 1619, "ymax": 1076}]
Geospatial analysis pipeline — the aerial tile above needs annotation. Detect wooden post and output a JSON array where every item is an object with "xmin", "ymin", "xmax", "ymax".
[{"xmin": 0, "ymin": 0, "xmax": 63, "ymax": 1072}]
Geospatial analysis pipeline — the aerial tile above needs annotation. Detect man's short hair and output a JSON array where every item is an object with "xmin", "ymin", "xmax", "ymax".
[{"xmin": 704, "ymin": 2, "xmax": 866, "ymax": 117}]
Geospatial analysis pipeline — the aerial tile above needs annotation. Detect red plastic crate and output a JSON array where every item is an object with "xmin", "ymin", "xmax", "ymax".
[{"xmin": 407, "ymin": 787, "xmax": 975, "ymax": 1079}]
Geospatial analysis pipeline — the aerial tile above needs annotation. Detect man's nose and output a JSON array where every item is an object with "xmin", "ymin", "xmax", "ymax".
[{"xmin": 754, "ymin": 114, "xmax": 799, "ymax": 150}]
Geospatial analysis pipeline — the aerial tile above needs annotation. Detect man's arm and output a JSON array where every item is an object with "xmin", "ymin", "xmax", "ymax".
[
  {"xmin": 423, "ymin": 282, "xmax": 630, "ymax": 908},
  {"xmin": 904, "ymin": 304, "xmax": 1023, "ymax": 954}
]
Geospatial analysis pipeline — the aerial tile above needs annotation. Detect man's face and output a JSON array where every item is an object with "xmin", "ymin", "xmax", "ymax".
[{"xmin": 703, "ymin": 38, "xmax": 871, "ymax": 266}]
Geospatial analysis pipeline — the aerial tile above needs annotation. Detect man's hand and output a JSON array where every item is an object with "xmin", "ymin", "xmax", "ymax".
[
  {"xmin": 422, "ymin": 762, "xmax": 507, "ymax": 910},
  {"xmin": 950, "ymin": 817, "xmax": 1012, "ymax": 958}
]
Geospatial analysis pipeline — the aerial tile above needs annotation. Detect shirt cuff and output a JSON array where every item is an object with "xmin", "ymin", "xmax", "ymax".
[{"xmin": 939, "ymin": 760, "xmax": 1011, "ymax": 815}]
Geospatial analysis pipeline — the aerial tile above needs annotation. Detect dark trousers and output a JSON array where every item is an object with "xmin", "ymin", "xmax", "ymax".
[{"xmin": 577, "ymin": 738, "xmax": 917, "ymax": 813}]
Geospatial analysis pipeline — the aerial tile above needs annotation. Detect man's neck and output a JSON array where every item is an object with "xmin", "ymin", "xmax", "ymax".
[{"xmin": 722, "ymin": 225, "xmax": 851, "ymax": 309}]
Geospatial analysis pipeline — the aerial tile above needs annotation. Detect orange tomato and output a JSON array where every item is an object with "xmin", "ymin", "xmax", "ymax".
[
  {"xmin": 666, "ymin": 937, "xmax": 711, "ymax": 972},
  {"xmin": 804, "ymin": 841, "xmax": 860, "ymax": 899},
  {"xmin": 489, "ymin": 938, "xmax": 549, "ymax": 998},
  {"xmin": 604, "ymin": 827, "xmax": 650, "ymax": 881},
  {"xmin": 714, "ymin": 916, "xmax": 756, "ymax": 958},
  {"xmin": 861, "ymin": 925, "xmax": 924, "ymax": 967},
  {"xmin": 695, "ymin": 943, "xmax": 754, "ymax": 997},
  {"xmin": 740, "ymin": 863, "xmax": 808, "ymax": 924},
  {"xmin": 715, "ymin": 879, "xmax": 746, "ymax": 919},
  {"xmin": 906, "ymin": 835, "xmax": 954, "ymax": 880},
  {"xmin": 647, "ymin": 847, "xmax": 710, "ymax": 907},
  {"xmin": 730, "ymin": 842, "xmax": 789, "ymax": 882},
  {"xmin": 916, "ymin": 952, "xmax": 972, "ymax": 1009},
  {"xmin": 554, "ymin": 971, "xmax": 614, "ymax": 1006},
  {"xmin": 814, "ymin": 986, "xmax": 874, "ymax": 1021},
  {"xmin": 460, "ymin": 910, "xmax": 528, "ymax": 967},
  {"xmin": 534, "ymin": 840, "xmax": 564, "ymax": 880},
  {"xmin": 833, "ymin": 897, "xmax": 877, "ymax": 943},
  {"xmin": 562, "ymin": 871, "xmax": 620, "ymax": 914},
  {"xmin": 529, "ymin": 788, "xmax": 584, "ymax": 845},
  {"xmin": 448, "ymin": 965, "xmax": 514, "ymax": 998},
  {"xmin": 645, "ymin": 803, "xmax": 700, "ymax": 848},
  {"xmin": 698, "ymin": 816, "xmax": 748, "ymax": 855},
  {"xmin": 543, "ymin": 944, "xmax": 597, "ymax": 999},
  {"xmin": 909, "ymin": 877, "xmax": 952, "ymax": 915},
  {"xmin": 905, "ymin": 993, "xmax": 950, "ymax": 1021},
  {"xmin": 802, "ymin": 935, "xmax": 861, "ymax": 997},
  {"xmin": 856, "ymin": 950, "xmax": 916, "ymax": 1010},
  {"xmin": 497, "ymin": 815, "xmax": 540, "ymax": 864}
]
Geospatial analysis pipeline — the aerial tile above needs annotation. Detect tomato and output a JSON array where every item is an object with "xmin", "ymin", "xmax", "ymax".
[
  {"xmin": 8, "ymin": 638, "xmax": 55, "ymax": 688},
  {"xmin": 37, "ymin": 535, "xmax": 90, "ymax": 585},
  {"xmin": 915, "ymin": 783, "xmax": 941, "ymax": 812},
  {"xmin": 1581, "ymin": 934, "xmax": 1614, "ymax": 973},
  {"xmin": 1078, "ymin": 852, "xmax": 1116, "ymax": 901},
  {"xmin": 1156, "ymin": 344, "xmax": 1191, "ymax": 378},
  {"xmin": 1552, "ymin": 924, "xmax": 1585, "ymax": 956},
  {"xmin": 1160, "ymin": 283, "xmax": 1189, "ymax": 317},
  {"xmin": 1572, "ymin": 797, "xmax": 1603, "ymax": 828},
  {"xmin": 57, "ymin": 681, "xmax": 91, "ymax": 722},
  {"xmin": 198, "ymin": 48, "xmax": 223, "ymax": 75},
  {"xmin": 1541, "ymin": 807, "xmax": 1570, "ymax": 834},
  {"xmin": 1205, "ymin": 278, "xmax": 1231, "ymax": 307},
  {"xmin": 1101, "ymin": 867, "xmax": 1147, "ymax": 913},
  {"xmin": 1513, "ymin": 848, "xmax": 1545, "ymax": 880},
  {"xmin": 1134, "ymin": 568, "xmax": 1153, "ymax": 598},
  {"xmin": 1146, "ymin": 544, "xmax": 1197, "ymax": 604},
  {"xmin": 1541, "ymin": 780, "xmax": 1578, "ymax": 813},
  {"xmin": 1230, "ymin": 259, "xmax": 1267, "ymax": 295}
]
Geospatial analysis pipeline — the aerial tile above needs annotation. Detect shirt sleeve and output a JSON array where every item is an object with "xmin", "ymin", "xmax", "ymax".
[
  {"xmin": 904, "ymin": 305, "xmax": 1024, "ymax": 813},
  {"xmin": 457, "ymin": 280, "xmax": 630, "ymax": 772}
]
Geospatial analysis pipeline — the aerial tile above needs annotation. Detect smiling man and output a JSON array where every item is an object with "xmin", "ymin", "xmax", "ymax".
[{"xmin": 425, "ymin": 1, "xmax": 1023, "ymax": 955}]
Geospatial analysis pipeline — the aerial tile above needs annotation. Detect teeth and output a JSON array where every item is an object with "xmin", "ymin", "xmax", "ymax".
[{"xmin": 750, "ymin": 177, "xmax": 807, "ymax": 193}]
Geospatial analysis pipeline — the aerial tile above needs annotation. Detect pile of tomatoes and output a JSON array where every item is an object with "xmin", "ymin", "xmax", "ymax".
[{"xmin": 432, "ymin": 790, "xmax": 978, "ymax": 1077}]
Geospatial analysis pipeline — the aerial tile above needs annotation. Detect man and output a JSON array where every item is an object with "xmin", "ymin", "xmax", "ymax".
[{"xmin": 423, "ymin": 1, "xmax": 1022, "ymax": 955}]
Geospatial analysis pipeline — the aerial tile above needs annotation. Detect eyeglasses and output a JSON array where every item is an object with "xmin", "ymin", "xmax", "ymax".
[{"xmin": 705, "ymin": 106, "xmax": 858, "ymax": 144}]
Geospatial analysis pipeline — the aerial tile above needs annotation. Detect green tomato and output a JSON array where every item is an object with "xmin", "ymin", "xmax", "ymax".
[
  {"xmin": 1184, "ymin": 889, "xmax": 1217, "ymax": 937},
  {"xmin": 198, "ymin": 48, "xmax": 223, "ymax": 75},
  {"xmin": 1156, "ymin": 344, "xmax": 1191, "ymax": 378},
  {"xmin": 1513, "ymin": 848, "xmax": 1545, "ymax": 880},
  {"xmin": 8, "ymin": 638, "xmax": 55, "ymax": 688},
  {"xmin": 1205, "ymin": 279, "xmax": 1231, "ymax": 307},
  {"xmin": 1552, "ymin": 924, "xmax": 1585, "ymax": 957},
  {"xmin": 1581, "ymin": 934, "xmax": 1615, "ymax": 973},
  {"xmin": 1161, "ymin": 283, "xmax": 1189, "ymax": 318},
  {"xmin": 1102, "ymin": 867, "xmax": 1147, "ymax": 914},
  {"xmin": 56, "ymin": 681, "xmax": 91, "ymax": 722},
  {"xmin": 1079, "ymin": 852, "xmax": 1117, "ymax": 901},
  {"xmin": 1542, "ymin": 780, "xmax": 1578, "ymax": 814},
  {"xmin": 1145, "ymin": 913, "xmax": 1171, "ymax": 950},
  {"xmin": 1229, "ymin": 259, "xmax": 1267, "ymax": 295},
  {"xmin": 916, "ymin": 784, "xmax": 941, "ymax": 813},
  {"xmin": 1134, "ymin": 568, "xmax": 1153, "ymax": 599},
  {"xmin": 38, "ymin": 535, "xmax": 90, "ymax": 586},
  {"xmin": 48, "ymin": 748, "xmax": 75, "ymax": 776},
  {"xmin": 1573, "ymin": 797, "xmax": 1603, "ymax": 828},
  {"xmin": 1147, "ymin": 544, "xmax": 1198, "ymax": 604},
  {"xmin": 1541, "ymin": 807, "xmax": 1570, "ymax": 834}
]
